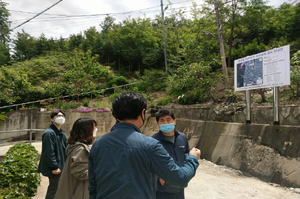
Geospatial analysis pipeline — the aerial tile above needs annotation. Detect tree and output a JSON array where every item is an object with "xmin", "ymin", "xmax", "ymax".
[
  {"xmin": 220, "ymin": 0, "xmax": 247, "ymax": 68},
  {"xmin": 12, "ymin": 30, "xmax": 37, "ymax": 61},
  {"xmin": 57, "ymin": 36, "xmax": 68, "ymax": 52},
  {"xmin": 0, "ymin": 67, "xmax": 31, "ymax": 104},
  {"xmin": 0, "ymin": 0, "xmax": 11, "ymax": 65},
  {"xmin": 82, "ymin": 27, "xmax": 100, "ymax": 53},
  {"xmin": 100, "ymin": 17, "xmax": 161, "ymax": 73},
  {"xmin": 285, "ymin": 2, "xmax": 300, "ymax": 53},
  {"xmin": 168, "ymin": 62, "xmax": 221, "ymax": 104},
  {"xmin": 290, "ymin": 51, "xmax": 300, "ymax": 97},
  {"xmin": 100, "ymin": 15, "xmax": 116, "ymax": 34},
  {"xmin": 9, "ymin": 52, "xmax": 66, "ymax": 86},
  {"xmin": 159, "ymin": 10, "xmax": 196, "ymax": 69},
  {"xmin": 68, "ymin": 33, "xmax": 84, "ymax": 51},
  {"xmin": 36, "ymin": 34, "xmax": 57, "ymax": 56},
  {"xmin": 190, "ymin": 2, "xmax": 220, "ymax": 66},
  {"xmin": 62, "ymin": 50, "xmax": 114, "ymax": 95},
  {"xmin": 0, "ymin": 42, "xmax": 10, "ymax": 65},
  {"xmin": 189, "ymin": 0, "xmax": 230, "ymax": 87}
]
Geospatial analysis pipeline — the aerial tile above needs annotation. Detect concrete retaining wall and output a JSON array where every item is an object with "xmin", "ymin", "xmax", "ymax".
[
  {"xmin": 0, "ymin": 109, "xmax": 38, "ymax": 141},
  {"xmin": 142, "ymin": 118, "xmax": 300, "ymax": 188},
  {"xmin": 165, "ymin": 105, "xmax": 300, "ymax": 125},
  {"xmin": 0, "ymin": 108, "xmax": 299, "ymax": 188},
  {"xmin": 34, "ymin": 110, "xmax": 116, "ymax": 140}
]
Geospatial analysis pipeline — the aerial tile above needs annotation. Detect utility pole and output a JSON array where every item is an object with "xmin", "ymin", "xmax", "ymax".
[
  {"xmin": 214, "ymin": 0, "xmax": 229, "ymax": 89},
  {"xmin": 161, "ymin": 0, "xmax": 168, "ymax": 72}
]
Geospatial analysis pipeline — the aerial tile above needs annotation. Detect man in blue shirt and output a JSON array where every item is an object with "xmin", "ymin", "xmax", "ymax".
[
  {"xmin": 152, "ymin": 110, "xmax": 190, "ymax": 199},
  {"xmin": 89, "ymin": 91, "xmax": 201, "ymax": 199}
]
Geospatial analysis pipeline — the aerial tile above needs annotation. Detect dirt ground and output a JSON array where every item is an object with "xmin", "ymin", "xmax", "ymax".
[
  {"xmin": 32, "ymin": 159, "xmax": 300, "ymax": 199},
  {"xmin": 185, "ymin": 159, "xmax": 300, "ymax": 199}
]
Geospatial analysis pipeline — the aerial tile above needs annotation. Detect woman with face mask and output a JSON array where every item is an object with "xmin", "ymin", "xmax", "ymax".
[
  {"xmin": 54, "ymin": 118, "xmax": 97, "ymax": 199},
  {"xmin": 38, "ymin": 110, "xmax": 67, "ymax": 199}
]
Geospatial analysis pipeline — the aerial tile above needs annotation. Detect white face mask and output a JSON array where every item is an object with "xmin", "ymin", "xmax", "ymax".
[
  {"xmin": 54, "ymin": 117, "xmax": 65, "ymax": 125},
  {"xmin": 93, "ymin": 128, "xmax": 98, "ymax": 137}
]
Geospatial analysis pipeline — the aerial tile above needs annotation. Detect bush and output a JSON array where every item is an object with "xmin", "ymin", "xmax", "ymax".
[
  {"xmin": 14, "ymin": 87, "xmax": 46, "ymax": 104},
  {"xmin": 92, "ymin": 100, "xmax": 109, "ymax": 109},
  {"xmin": 51, "ymin": 100, "xmax": 81, "ymax": 110},
  {"xmin": 135, "ymin": 69, "xmax": 168, "ymax": 92},
  {"xmin": 176, "ymin": 91, "xmax": 206, "ymax": 105},
  {"xmin": 168, "ymin": 63, "xmax": 220, "ymax": 104},
  {"xmin": 290, "ymin": 51, "xmax": 300, "ymax": 98},
  {"xmin": 0, "ymin": 143, "xmax": 41, "ymax": 198},
  {"xmin": 0, "ymin": 114, "xmax": 7, "ymax": 126},
  {"xmin": 106, "ymin": 76, "xmax": 129, "ymax": 88},
  {"xmin": 109, "ymin": 92, "xmax": 120, "ymax": 103},
  {"xmin": 105, "ymin": 76, "xmax": 129, "ymax": 94},
  {"xmin": 81, "ymin": 98, "xmax": 90, "ymax": 107},
  {"xmin": 156, "ymin": 97, "xmax": 171, "ymax": 106},
  {"xmin": 223, "ymin": 88, "xmax": 244, "ymax": 103}
]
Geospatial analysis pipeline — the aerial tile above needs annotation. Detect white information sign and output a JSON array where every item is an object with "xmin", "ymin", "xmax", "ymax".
[{"xmin": 234, "ymin": 45, "xmax": 290, "ymax": 91}]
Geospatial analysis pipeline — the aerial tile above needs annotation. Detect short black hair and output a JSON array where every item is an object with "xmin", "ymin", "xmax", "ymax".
[
  {"xmin": 155, "ymin": 110, "xmax": 175, "ymax": 122},
  {"xmin": 50, "ymin": 110, "xmax": 66, "ymax": 119},
  {"xmin": 112, "ymin": 92, "xmax": 147, "ymax": 120}
]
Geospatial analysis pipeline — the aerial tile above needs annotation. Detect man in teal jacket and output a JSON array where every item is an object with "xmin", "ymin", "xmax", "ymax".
[
  {"xmin": 89, "ymin": 92, "xmax": 201, "ymax": 199},
  {"xmin": 38, "ymin": 110, "xmax": 67, "ymax": 199}
]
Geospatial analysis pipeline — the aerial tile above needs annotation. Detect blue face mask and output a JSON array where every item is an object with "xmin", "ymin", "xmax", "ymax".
[{"xmin": 159, "ymin": 123, "xmax": 175, "ymax": 133}]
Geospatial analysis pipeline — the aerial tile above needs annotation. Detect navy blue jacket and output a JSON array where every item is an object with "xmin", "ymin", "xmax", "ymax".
[
  {"xmin": 152, "ymin": 130, "xmax": 190, "ymax": 193},
  {"xmin": 88, "ymin": 122, "xmax": 199, "ymax": 199},
  {"xmin": 38, "ymin": 124, "xmax": 67, "ymax": 177}
]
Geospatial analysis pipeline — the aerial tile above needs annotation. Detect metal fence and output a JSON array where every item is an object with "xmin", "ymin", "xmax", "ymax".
[
  {"xmin": 0, "ymin": 82, "xmax": 140, "ymax": 111},
  {"xmin": 0, "ymin": 129, "xmax": 45, "ymax": 144}
]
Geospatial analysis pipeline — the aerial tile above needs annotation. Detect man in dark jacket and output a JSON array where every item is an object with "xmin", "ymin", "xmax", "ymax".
[
  {"xmin": 152, "ymin": 110, "xmax": 190, "ymax": 199},
  {"xmin": 38, "ymin": 110, "xmax": 67, "ymax": 199},
  {"xmin": 89, "ymin": 91, "xmax": 201, "ymax": 199}
]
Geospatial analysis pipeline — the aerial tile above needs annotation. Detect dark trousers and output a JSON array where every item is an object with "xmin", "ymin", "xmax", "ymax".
[
  {"xmin": 156, "ymin": 190, "xmax": 185, "ymax": 199},
  {"xmin": 45, "ymin": 175, "xmax": 60, "ymax": 199}
]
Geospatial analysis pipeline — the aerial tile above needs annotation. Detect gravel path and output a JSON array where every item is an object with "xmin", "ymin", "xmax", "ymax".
[
  {"xmin": 32, "ymin": 159, "xmax": 300, "ymax": 199},
  {"xmin": 185, "ymin": 159, "xmax": 300, "ymax": 199}
]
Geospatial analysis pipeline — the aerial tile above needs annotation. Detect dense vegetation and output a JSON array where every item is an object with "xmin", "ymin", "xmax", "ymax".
[
  {"xmin": 0, "ymin": 143, "xmax": 41, "ymax": 198},
  {"xmin": 0, "ymin": 0, "xmax": 300, "ymax": 112}
]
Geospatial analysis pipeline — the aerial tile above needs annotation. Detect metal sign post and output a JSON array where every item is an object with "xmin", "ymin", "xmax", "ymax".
[
  {"xmin": 234, "ymin": 45, "xmax": 290, "ymax": 125},
  {"xmin": 246, "ymin": 90, "xmax": 251, "ymax": 124},
  {"xmin": 273, "ymin": 87, "xmax": 280, "ymax": 125}
]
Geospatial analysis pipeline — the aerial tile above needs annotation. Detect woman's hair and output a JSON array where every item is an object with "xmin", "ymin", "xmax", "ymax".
[{"xmin": 68, "ymin": 118, "xmax": 97, "ymax": 145}]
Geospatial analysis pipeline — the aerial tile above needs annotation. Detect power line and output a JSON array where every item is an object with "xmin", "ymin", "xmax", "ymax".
[
  {"xmin": 8, "ymin": 1, "xmax": 201, "ymax": 39},
  {"xmin": 10, "ymin": 0, "xmax": 63, "ymax": 31},
  {"xmin": 9, "ymin": 5, "xmax": 160, "ymax": 18},
  {"xmin": 8, "ymin": 0, "xmax": 196, "ymax": 22}
]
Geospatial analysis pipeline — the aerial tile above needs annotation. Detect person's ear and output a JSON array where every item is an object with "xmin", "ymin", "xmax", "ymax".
[{"xmin": 141, "ymin": 109, "xmax": 146, "ymax": 116}]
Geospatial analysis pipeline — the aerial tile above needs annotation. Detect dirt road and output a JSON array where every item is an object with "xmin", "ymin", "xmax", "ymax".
[
  {"xmin": 185, "ymin": 159, "xmax": 300, "ymax": 199},
  {"xmin": 33, "ymin": 159, "xmax": 300, "ymax": 199}
]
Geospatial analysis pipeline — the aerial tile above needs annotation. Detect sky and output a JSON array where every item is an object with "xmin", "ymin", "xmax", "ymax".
[{"xmin": 4, "ymin": 0, "xmax": 290, "ymax": 40}]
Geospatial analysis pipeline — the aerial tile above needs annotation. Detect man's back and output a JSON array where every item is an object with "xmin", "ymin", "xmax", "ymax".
[
  {"xmin": 88, "ymin": 122, "xmax": 199, "ymax": 199},
  {"xmin": 89, "ymin": 122, "xmax": 157, "ymax": 198}
]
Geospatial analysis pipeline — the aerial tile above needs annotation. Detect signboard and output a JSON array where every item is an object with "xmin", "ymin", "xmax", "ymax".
[{"xmin": 234, "ymin": 45, "xmax": 290, "ymax": 91}]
